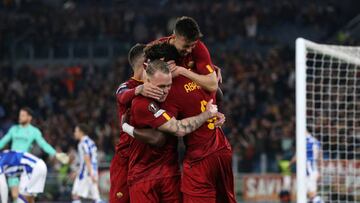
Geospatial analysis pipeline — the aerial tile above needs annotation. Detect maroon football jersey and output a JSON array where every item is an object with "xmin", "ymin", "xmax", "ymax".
[
  {"xmin": 127, "ymin": 95, "xmax": 180, "ymax": 185},
  {"xmin": 115, "ymin": 77, "xmax": 143, "ymax": 157},
  {"xmin": 161, "ymin": 75, "xmax": 231, "ymax": 163}
]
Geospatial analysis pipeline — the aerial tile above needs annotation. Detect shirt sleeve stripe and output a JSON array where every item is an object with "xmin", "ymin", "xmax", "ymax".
[
  {"xmin": 116, "ymin": 84, "xmax": 128, "ymax": 94},
  {"xmin": 162, "ymin": 112, "xmax": 171, "ymax": 121},
  {"xmin": 206, "ymin": 65, "xmax": 214, "ymax": 73}
]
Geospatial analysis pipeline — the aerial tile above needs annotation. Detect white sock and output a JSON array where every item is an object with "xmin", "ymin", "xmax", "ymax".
[
  {"xmin": 0, "ymin": 174, "xmax": 8, "ymax": 203},
  {"xmin": 72, "ymin": 200, "xmax": 81, "ymax": 203}
]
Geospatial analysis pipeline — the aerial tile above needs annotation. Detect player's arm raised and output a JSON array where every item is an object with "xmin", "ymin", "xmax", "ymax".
[{"xmin": 157, "ymin": 99, "xmax": 217, "ymax": 137}]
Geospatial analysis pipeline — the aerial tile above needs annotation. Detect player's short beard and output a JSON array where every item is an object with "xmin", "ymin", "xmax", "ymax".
[{"xmin": 19, "ymin": 119, "xmax": 30, "ymax": 126}]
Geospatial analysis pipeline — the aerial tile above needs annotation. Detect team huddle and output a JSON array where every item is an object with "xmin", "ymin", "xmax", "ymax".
[
  {"xmin": 109, "ymin": 16, "xmax": 236, "ymax": 203},
  {"xmin": 0, "ymin": 16, "xmax": 326, "ymax": 203}
]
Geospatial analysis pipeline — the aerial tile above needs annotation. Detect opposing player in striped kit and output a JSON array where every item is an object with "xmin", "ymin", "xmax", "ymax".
[
  {"xmin": 0, "ymin": 150, "xmax": 48, "ymax": 203},
  {"xmin": 290, "ymin": 132, "xmax": 323, "ymax": 203},
  {"xmin": 72, "ymin": 124, "xmax": 104, "ymax": 203}
]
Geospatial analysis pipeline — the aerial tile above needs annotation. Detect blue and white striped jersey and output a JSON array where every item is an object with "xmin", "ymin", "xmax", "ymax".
[
  {"xmin": 0, "ymin": 150, "xmax": 40, "ymax": 176},
  {"xmin": 306, "ymin": 133, "xmax": 321, "ymax": 175},
  {"xmin": 77, "ymin": 136, "xmax": 98, "ymax": 179}
]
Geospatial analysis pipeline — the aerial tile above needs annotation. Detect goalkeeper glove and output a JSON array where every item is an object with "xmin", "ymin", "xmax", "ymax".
[{"xmin": 55, "ymin": 152, "xmax": 70, "ymax": 164}]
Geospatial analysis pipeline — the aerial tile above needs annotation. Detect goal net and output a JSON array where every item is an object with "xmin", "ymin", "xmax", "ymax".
[{"xmin": 296, "ymin": 38, "xmax": 360, "ymax": 203}]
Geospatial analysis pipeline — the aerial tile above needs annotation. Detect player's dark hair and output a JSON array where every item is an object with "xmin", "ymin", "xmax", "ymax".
[
  {"xmin": 146, "ymin": 60, "xmax": 170, "ymax": 77},
  {"xmin": 174, "ymin": 16, "xmax": 203, "ymax": 42},
  {"xmin": 144, "ymin": 42, "xmax": 180, "ymax": 62},
  {"xmin": 128, "ymin": 43, "xmax": 146, "ymax": 68},
  {"xmin": 77, "ymin": 123, "xmax": 91, "ymax": 135},
  {"xmin": 20, "ymin": 107, "xmax": 34, "ymax": 117}
]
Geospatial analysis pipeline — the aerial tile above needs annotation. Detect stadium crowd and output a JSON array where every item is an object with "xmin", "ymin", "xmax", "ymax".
[{"xmin": 1, "ymin": 0, "xmax": 359, "ymax": 58}]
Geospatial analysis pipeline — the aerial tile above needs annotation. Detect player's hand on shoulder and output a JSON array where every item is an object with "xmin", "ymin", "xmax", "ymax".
[
  {"xmin": 138, "ymin": 83, "xmax": 163, "ymax": 100},
  {"xmin": 205, "ymin": 99, "xmax": 218, "ymax": 117}
]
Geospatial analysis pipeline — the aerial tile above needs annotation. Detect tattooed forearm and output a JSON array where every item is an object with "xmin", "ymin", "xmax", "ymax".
[{"xmin": 159, "ymin": 111, "xmax": 211, "ymax": 137}]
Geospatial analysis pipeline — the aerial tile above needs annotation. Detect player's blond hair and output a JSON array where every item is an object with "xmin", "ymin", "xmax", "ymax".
[{"xmin": 145, "ymin": 60, "xmax": 170, "ymax": 77}]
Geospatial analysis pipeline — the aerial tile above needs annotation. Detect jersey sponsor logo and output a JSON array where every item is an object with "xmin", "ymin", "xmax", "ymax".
[{"xmin": 184, "ymin": 81, "xmax": 201, "ymax": 93}]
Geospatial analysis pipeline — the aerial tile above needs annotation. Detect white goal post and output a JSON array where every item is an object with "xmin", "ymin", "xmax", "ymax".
[{"xmin": 296, "ymin": 38, "xmax": 360, "ymax": 203}]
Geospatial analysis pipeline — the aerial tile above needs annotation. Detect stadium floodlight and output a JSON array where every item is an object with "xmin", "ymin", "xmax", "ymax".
[{"xmin": 296, "ymin": 38, "xmax": 360, "ymax": 203}]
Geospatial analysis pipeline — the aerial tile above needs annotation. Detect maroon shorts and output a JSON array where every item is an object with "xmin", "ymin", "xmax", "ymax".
[
  {"xmin": 129, "ymin": 176, "xmax": 181, "ymax": 203},
  {"xmin": 182, "ymin": 148, "xmax": 236, "ymax": 203},
  {"xmin": 109, "ymin": 153, "xmax": 129, "ymax": 203}
]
